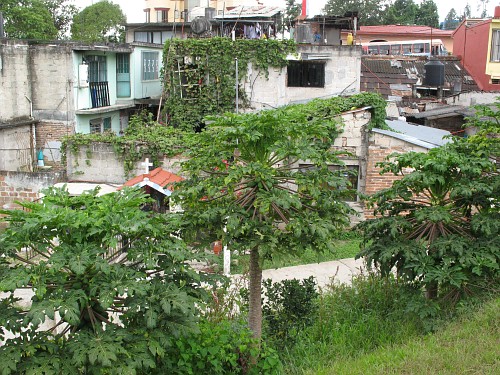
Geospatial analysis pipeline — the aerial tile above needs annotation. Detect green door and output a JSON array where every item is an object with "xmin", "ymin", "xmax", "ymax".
[{"xmin": 116, "ymin": 53, "xmax": 131, "ymax": 97}]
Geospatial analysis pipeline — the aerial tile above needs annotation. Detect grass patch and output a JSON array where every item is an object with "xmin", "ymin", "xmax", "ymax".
[
  {"xmin": 280, "ymin": 274, "xmax": 424, "ymax": 374},
  {"xmin": 313, "ymin": 297, "xmax": 500, "ymax": 375}
]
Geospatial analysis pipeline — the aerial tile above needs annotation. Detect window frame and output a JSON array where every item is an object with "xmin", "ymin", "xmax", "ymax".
[
  {"xmin": 86, "ymin": 55, "xmax": 107, "ymax": 83},
  {"xmin": 491, "ymin": 29, "xmax": 500, "ymax": 62},
  {"xmin": 142, "ymin": 51, "xmax": 159, "ymax": 81},
  {"xmin": 89, "ymin": 117, "xmax": 112, "ymax": 134},
  {"xmin": 287, "ymin": 60, "xmax": 326, "ymax": 88},
  {"xmin": 155, "ymin": 8, "xmax": 169, "ymax": 23}
]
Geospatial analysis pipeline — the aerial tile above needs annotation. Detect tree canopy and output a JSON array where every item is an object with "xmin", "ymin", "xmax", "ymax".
[
  {"xmin": 0, "ymin": 188, "xmax": 211, "ymax": 373},
  {"xmin": 443, "ymin": 8, "xmax": 461, "ymax": 30},
  {"xmin": 283, "ymin": 0, "xmax": 302, "ymax": 31},
  {"xmin": 71, "ymin": 0, "xmax": 126, "ymax": 43},
  {"xmin": 175, "ymin": 106, "xmax": 355, "ymax": 340},
  {"xmin": 415, "ymin": 0, "xmax": 439, "ymax": 28},
  {"xmin": 323, "ymin": 0, "xmax": 386, "ymax": 26},
  {"xmin": 0, "ymin": 0, "xmax": 58, "ymax": 40},
  {"xmin": 382, "ymin": 0, "xmax": 419, "ymax": 25}
]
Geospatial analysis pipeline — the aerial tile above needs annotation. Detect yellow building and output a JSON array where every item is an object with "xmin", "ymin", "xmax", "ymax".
[{"xmin": 142, "ymin": 0, "xmax": 258, "ymax": 23}]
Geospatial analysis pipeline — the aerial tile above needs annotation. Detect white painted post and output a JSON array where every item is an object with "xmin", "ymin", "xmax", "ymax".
[
  {"xmin": 141, "ymin": 158, "xmax": 153, "ymax": 174},
  {"xmin": 223, "ymin": 244, "xmax": 230, "ymax": 276},
  {"xmin": 223, "ymin": 224, "xmax": 230, "ymax": 276}
]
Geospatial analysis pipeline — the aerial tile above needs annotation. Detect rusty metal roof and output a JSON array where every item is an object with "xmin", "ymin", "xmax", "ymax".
[
  {"xmin": 361, "ymin": 57, "xmax": 479, "ymax": 98},
  {"xmin": 214, "ymin": 6, "xmax": 281, "ymax": 19}
]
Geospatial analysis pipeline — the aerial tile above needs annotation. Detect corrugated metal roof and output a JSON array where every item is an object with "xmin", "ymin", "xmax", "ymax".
[
  {"xmin": 214, "ymin": 6, "xmax": 281, "ymax": 19},
  {"xmin": 411, "ymin": 105, "xmax": 467, "ymax": 119},
  {"xmin": 374, "ymin": 120, "xmax": 452, "ymax": 149},
  {"xmin": 360, "ymin": 57, "xmax": 480, "ymax": 98}
]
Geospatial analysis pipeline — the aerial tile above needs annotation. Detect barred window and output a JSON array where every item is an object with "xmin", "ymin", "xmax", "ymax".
[
  {"xmin": 287, "ymin": 61, "xmax": 325, "ymax": 88},
  {"xmin": 142, "ymin": 52, "xmax": 159, "ymax": 81}
]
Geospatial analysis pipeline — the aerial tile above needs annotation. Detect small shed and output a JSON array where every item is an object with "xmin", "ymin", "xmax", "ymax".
[{"xmin": 121, "ymin": 167, "xmax": 184, "ymax": 213}]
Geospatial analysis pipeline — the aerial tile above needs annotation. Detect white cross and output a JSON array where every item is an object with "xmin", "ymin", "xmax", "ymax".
[{"xmin": 141, "ymin": 158, "xmax": 153, "ymax": 174}]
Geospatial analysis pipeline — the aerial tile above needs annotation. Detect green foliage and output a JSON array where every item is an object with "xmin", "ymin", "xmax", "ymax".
[
  {"xmin": 43, "ymin": 0, "xmax": 78, "ymax": 39},
  {"xmin": 61, "ymin": 111, "xmax": 191, "ymax": 176},
  {"xmin": 71, "ymin": 0, "xmax": 125, "ymax": 43},
  {"xmin": 177, "ymin": 109, "xmax": 355, "ymax": 261},
  {"xmin": 162, "ymin": 38, "xmax": 297, "ymax": 130},
  {"xmin": 176, "ymin": 104, "xmax": 357, "ymax": 340},
  {"xmin": 358, "ymin": 100, "xmax": 500, "ymax": 300},
  {"xmin": 164, "ymin": 318, "xmax": 282, "ymax": 374},
  {"xmin": 262, "ymin": 277, "xmax": 319, "ymax": 348},
  {"xmin": 283, "ymin": 0, "xmax": 302, "ymax": 31},
  {"xmin": 383, "ymin": 0, "xmax": 419, "ymax": 26},
  {"xmin": 415, "ymin": 0, "xmax": 439, "ymax": 28},
  {"xmin": 443, "ymin": 8, "xmax": 461, "ymax": 30},
  {"xmin": 0, "ymin": 0, "xmax": 58, "ymax": 40},
  {"xmin": 61, "ymin": 93, "xmax": 387, "ymax": 179},
  {"xmin": 0, "ymin": 188, "xmax": 213, "ymax": 374},
  {"xmin": 281, "ymin": 274, "xmax": 424, "ymax": 374},
  {"xmin": 311, "ymin": 296, "xmax": 500, "ymax": 375},
  {"xmin": 323, "ymin": 0, "xmax": 386, "ymax": 26}
]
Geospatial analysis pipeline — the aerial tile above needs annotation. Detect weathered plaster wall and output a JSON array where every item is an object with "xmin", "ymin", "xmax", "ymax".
[
  {"xmin": 444, "ymin": 91, "xmax": 500, "ymax": 106},
  {"xmin": 66, "ymin": 142, "xmax": 186, "ymax": 184},
  {"xmin": 0, "ymin": 126, "xmax": 34, "ymax": 171},
  {"xmin": 0, "ymin": 40, "xmax": 31, "ymax": 122},
  {"xmin": 243, "ymin": 45, "xmax": 362, "ymax": 111},
  {"xmin": 29, "ymin": 45, "xmax": 76, "ymax": 131}
]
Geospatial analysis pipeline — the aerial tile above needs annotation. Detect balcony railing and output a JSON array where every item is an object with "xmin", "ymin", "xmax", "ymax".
[{"xmin": 89, "ymin": 81, "xmax": 110, "ymax": 108}]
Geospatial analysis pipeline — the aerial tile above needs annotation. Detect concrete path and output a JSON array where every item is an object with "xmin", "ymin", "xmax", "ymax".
[{"xmin": 260, "ymin": 257, "xmax": 366, "ymax": 289}]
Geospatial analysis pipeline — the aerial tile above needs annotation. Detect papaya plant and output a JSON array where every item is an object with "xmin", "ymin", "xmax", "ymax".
[
  {"xmin": 358, "ymin": 101, "xmax": 500, "ymax": 300},
  {"xmin": 0, "ymin": 188, "xmax": 212, "ymax": 374}
]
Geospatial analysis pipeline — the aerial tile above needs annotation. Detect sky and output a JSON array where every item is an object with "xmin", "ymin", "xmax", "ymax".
[{"xmin": 73, "ymin": 1, "xmax": 499, "ymax": 24}]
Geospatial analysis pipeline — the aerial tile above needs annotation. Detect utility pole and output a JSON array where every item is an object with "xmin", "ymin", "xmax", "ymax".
[{"xmin": 0, "ymin": 12, "xmax": 5, "ymax": 38}]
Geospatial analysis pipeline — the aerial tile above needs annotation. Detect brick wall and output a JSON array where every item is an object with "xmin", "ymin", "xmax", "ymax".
[
  {"xmin": 364, "ymin": 132, "xmax": 428, "ymax": 218},
  {"xmin": 0, "ymin": 170, "xmax": 66, "ymax": 209},
  {"xmin": 36, "ymin": 121, "xmax": 74, "ymax": 168}
]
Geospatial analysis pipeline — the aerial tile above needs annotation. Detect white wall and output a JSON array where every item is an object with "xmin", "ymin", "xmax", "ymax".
[{"xmin": 243, "ymin": 45, "xmax": 362, "ymax": 111}]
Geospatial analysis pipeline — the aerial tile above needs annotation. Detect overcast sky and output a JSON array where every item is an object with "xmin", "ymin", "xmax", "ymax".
[{"xmin": 73, "ymin": 1, "xmax": 498, "ymax": 24}]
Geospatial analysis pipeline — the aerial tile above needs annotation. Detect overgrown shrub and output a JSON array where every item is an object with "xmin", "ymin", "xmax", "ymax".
[
  {"xmin": 262, "ymin": 277, "xmax": 319, "ymax": 348},
  {"xmin": 280, "ymin": 274, "xmax": 424, "ymax": 374},
  {"xmin": 162, "ymin": 318, "xmax": 281, "ymax": 375}
]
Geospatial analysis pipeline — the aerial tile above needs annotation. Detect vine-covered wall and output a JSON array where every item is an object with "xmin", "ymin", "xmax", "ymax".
[
  {"xmin": 61, "ymin": 93, "xmax": 387, "ymax": 179},
  {"xmin": 161, "ymin": 38, "xmax": 297, "ymax": 131}
]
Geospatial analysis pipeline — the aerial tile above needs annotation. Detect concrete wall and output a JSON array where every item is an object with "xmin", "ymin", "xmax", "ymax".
[
  {"xmin": 66, "ymin": 142, "xmax": 186, "ymax": 184},
  {"xmin": 29, "ymin": 45, "xmax": 75, "ymax": 128},
  {"xmin": 0, "ymin": 170, "xmax": 66, "ymax": 209},
  {"xmin": 243, "ymin": 45, "xmax": 361, "ymax": 111},
  {"xmin": 0, "ymin": 40, "xmax": 31, "ymax": 122},
  {"xmin": 0, "ymin": 126, "xmax": 34, "ymax": 171},
  {"xmin": 444, "ymin": 91, "xmax": 500, "ymax": 106}
]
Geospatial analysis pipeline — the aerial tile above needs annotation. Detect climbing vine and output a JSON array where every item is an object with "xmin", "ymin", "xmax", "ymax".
[
  {"xmin": 162, "ymin": 38, "xmax": 296, "ymax": 131},
  {"xmin": 61, "ymin": 93, "xmax": 387, "ymax": 176}
]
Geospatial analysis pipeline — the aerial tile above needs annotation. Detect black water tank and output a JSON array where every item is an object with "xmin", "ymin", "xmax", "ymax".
[{"xmin": 424, "ymin": 60, "xmax": 445, "ymax": 86}]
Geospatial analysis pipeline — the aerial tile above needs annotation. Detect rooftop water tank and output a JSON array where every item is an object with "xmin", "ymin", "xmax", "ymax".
[{"xmin": 424, "ymin": 60, "xmax": 445, "ymax": 87}]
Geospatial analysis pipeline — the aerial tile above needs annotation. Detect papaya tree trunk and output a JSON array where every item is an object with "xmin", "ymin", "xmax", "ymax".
[
  {"xmin": 425, "ymin": 281, "xmax": 438, "ymax": 300},
  {"xmin": 248, "ymin": 247, "xmax": 262, "ymax": 340}
]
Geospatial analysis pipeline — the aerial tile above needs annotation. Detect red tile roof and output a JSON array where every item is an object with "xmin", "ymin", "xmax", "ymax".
[
  {"xmin": 358, "ymin": 25, "xmax": 453, "ymax": 37},
  {"xmin": 122, "ymin": 167, "xmax": 184, "ymax": 191}
]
